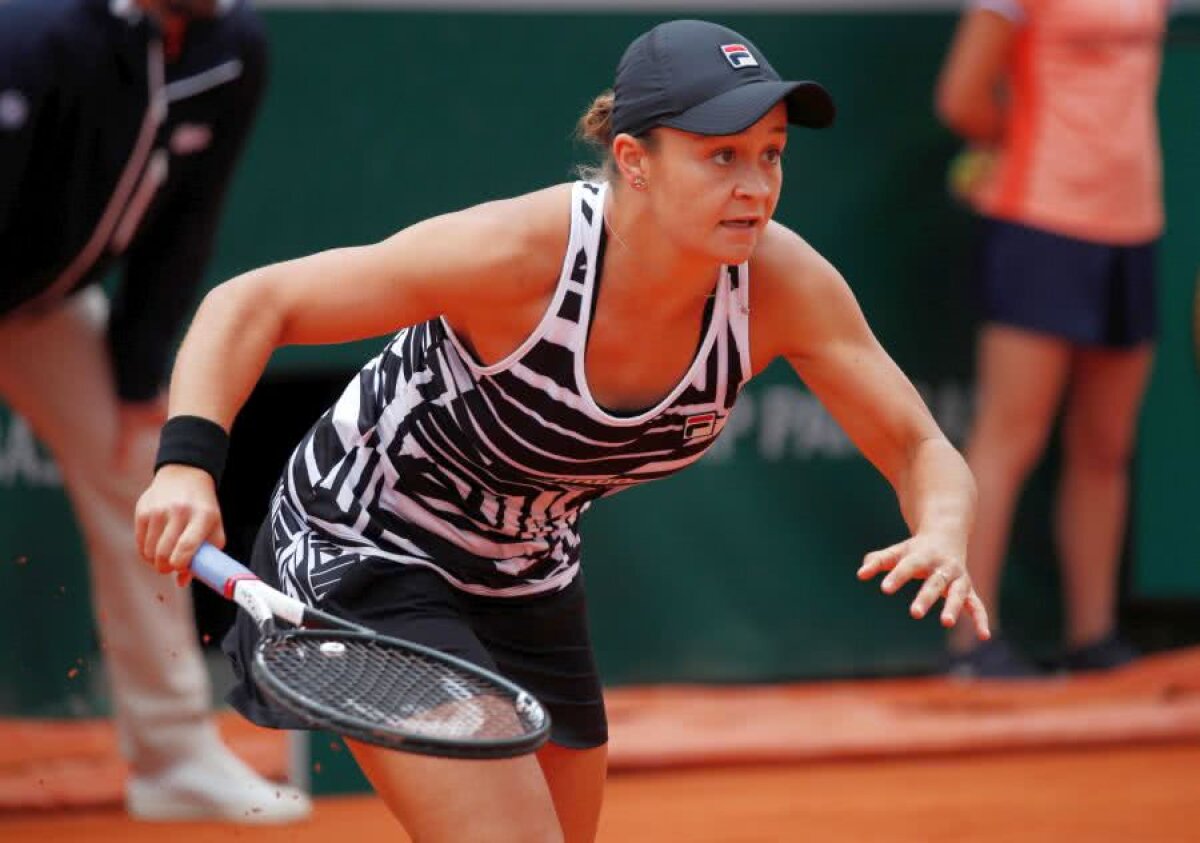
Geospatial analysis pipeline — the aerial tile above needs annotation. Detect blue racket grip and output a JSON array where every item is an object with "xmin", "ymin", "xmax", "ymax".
[{"xmin": 191, "ymin": 542, "xmax": 257, "ymax": 600}]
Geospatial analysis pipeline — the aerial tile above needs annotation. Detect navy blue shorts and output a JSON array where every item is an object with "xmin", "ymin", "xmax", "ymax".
[
  {"xmin": 976, "ymin": 217, "xmax": 1159, "ymax": 347},
  {"xmin": 224, "ymin": 522, "xmax": 608, "ymax": 749}
]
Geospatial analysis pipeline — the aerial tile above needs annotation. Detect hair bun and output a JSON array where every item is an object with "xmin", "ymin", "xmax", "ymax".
[{"xmin": 577, "ymin": 90, "xmax": 615, "ymax": 148}]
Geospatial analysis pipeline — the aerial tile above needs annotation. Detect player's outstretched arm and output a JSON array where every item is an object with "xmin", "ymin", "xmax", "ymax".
[
  {"xmin": 137, "ymin": 186, "xmax": 568, "ymax": 575},
  {"xmin": 750, "ymin": 224, "xmax": 990, "ymax": 640}
]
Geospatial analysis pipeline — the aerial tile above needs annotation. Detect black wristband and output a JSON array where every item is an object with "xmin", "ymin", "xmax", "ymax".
[{"xmin": 154, "ymin": 415, "xmax": 230, "ymax": 487}]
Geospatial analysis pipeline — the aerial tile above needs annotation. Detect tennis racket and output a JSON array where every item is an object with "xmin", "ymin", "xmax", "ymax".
[{"xmin": 191, "ymin": 542, "xmax": 551, "ymax": 759}]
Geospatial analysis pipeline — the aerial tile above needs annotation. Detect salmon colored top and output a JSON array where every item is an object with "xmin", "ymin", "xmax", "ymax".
[{"xmin": 971, "ymin": 0, "xmax": 1171, "ymax": 244}]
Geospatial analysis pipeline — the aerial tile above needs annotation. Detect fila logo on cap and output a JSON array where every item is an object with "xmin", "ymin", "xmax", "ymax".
[
  {"xmin": 683, "ymin": 411, "xmax": 718, "ymax": 441},
  {"xmin": 721, "ymin": 44, "xmax": 758, "ymax": 69}
]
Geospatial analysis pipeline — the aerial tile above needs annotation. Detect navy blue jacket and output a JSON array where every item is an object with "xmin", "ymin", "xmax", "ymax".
[{"xmin": 0, "ymin": 0, "xmax": 267, "ymax": 401}]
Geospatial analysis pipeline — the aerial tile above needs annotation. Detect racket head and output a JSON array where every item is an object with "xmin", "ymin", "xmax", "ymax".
[{"xmin": 251, "ymin": 629, "xmax": 551, "ymax": 760}]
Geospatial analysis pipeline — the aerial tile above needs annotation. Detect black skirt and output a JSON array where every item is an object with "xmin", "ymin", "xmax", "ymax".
[{"xmin": 223, "ymin": 520, "xmax": 608, "ymax": 749}]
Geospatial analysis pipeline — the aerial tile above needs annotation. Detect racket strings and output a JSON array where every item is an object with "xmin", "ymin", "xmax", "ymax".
[{"xmin": 258, "ymin": 633, "xmax": 543, "ymax": 743}]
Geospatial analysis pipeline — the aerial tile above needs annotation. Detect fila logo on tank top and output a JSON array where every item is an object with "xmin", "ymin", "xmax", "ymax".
[{"xmin": 272, "ymin": 182, "xmax": 753, "ymax": 601}]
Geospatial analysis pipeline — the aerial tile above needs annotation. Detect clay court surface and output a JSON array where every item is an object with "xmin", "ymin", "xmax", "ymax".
[
  {"xmin": 3, "ymin": 646, "xmax": 1199, "ymax": 841},
  {"xmin": 2, "ymin": 743, "xmax": 1198, "ymax": 842}
]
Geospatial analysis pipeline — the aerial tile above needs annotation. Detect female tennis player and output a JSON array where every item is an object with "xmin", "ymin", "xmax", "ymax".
[{"xmin": 136, "ymin": 19, "xmax": 989, "ymax": 843}]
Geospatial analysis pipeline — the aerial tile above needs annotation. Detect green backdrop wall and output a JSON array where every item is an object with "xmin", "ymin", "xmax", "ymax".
[{"xmin": 1, "ymin": 9, "xmax": 1197, "ymax": 717}]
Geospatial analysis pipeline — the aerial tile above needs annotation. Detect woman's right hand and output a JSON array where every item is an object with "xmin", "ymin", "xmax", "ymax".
[{"xmin": 135, "ymin": 464, "xmax": 227, "ymax": 585}]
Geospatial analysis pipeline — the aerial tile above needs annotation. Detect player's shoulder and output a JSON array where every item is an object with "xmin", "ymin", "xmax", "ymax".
[
  {"xmin": 746, "ymin": 221, "xmax": 861, "ymax": 367},
  {"xmin": 468, "ymin": 182, "xmax": 573, "ymax": 226},
  {"xmin": 750, "ymin": 220, "xmax": 836, "ymax": 298},
  {"xmin": 447, "ymin": 183, "xmax": 575, "ymax": 282}
]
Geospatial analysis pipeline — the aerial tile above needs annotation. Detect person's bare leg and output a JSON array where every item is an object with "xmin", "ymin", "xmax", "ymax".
[
  {"xmin": 347, "ymin": 739, "xmax": 564, "ymax": 842},
  {"xmin": 951, "ymin": 325, "xmax": 1072, "ymax": 653},
  {"xmin": 537, "ymin": 742, "xmax": 608, "ymax": 843},
  {"xmin": 1056, "ymin": 344, "xmax": 1154, "ymax": 650}
]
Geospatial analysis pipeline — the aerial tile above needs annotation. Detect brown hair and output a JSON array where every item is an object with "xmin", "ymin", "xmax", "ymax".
[
  {"xmin": 577, "ymin": 89, "xmax": 616, "ymax": 148},
  {"xmin": 575, "ymin": 90, "xmax": 659, "ymax": 183},
  {"xmin": 575, "ymin": 89, "xmax": 617, "ymax": 182}
]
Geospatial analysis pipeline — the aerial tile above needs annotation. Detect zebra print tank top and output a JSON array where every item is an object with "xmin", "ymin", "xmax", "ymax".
[{"xmin": 271, "ymin": 181, "xmax": 752, "ymax": 601}]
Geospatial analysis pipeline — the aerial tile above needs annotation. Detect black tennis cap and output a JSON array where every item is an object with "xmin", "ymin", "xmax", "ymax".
[{"xmin": 611, "ymin": 20, "xmax": 835, "ymax": 138}]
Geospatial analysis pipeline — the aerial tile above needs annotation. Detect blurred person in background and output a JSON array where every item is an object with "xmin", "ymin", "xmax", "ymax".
[
  {"xmin": 935, "ymin": 0, "xmax": 1172, "ymax": 678},
  {"xmin": 0, "ymin": 0, "xmax": 310, "ymax": 822}
]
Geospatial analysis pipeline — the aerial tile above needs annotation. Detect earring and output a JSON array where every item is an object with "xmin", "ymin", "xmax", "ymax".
[{"xmin": 632, "ymin": 176, "xmax": 647, "ymax": 190}]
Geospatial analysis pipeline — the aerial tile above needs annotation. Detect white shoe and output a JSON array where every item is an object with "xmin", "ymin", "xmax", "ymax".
[{"xmin": 126, "ymin": 744, "xmax": 313, "ymax": 824}]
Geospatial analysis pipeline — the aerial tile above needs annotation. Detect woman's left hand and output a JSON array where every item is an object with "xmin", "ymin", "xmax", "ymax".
[{"xmin": 857, "ymin": 532, "xmax": 991, "ymax": 641}]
